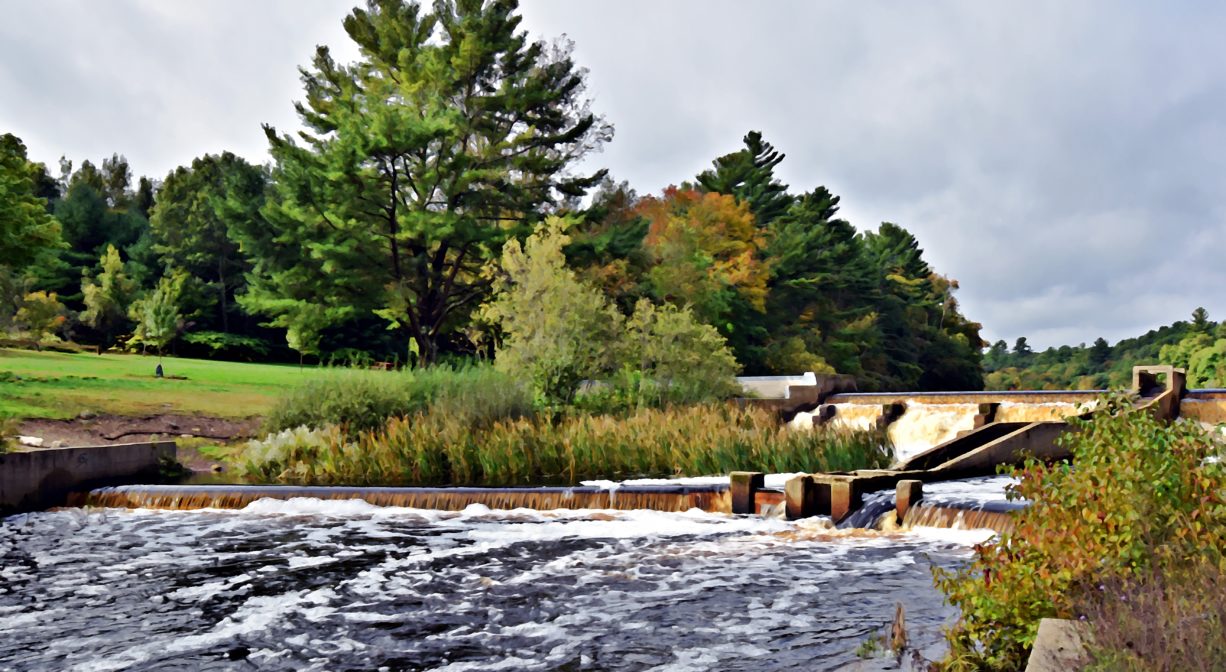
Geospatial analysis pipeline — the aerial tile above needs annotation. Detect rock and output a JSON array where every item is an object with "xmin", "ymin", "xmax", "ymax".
[
  {"xmin": 211, "ymin": 464, "xmax": 224, "ymax": 473},
  {"xmin": 77, "ymin": 410, "xmax": 98, "ymax": 420},
  {"xmin": 180, "ymin": 434, "xmax": 194, "ymax": 439},
  {"xmin": 50, "ymin": 440, "xmax": 66, "ymax": 448},
  {"xmin": 17, "ymin": 436, "xmax": 44, "ymax": 447},
  {"xmin": 1025, "ymin": 618, "xmax": 1090, "ymax": 672},
  {"xmin": 168, "ymin": 422, "xmax": 179, "ymax": 430}
]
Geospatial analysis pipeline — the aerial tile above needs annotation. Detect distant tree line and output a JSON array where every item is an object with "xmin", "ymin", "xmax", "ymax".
[
  {"xmin": 983, "ymin": 307, "xmax": 1226, "ymax": 389},
  {"xmin": 0, "ymin": 0, "xmax": 985, "ymax": 391}
]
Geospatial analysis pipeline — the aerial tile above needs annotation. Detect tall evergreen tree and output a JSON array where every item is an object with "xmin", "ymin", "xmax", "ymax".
[
  {"xmin": 696, "ymin": 130, "xmax": 792, "ymax": 226},
  {"xmin": 247, "ymin": 0, "xmax": 611, "ymax": 364},
  {"xmin": 760, "ymin": 186, "xmax": 882, "ymax": 378}
]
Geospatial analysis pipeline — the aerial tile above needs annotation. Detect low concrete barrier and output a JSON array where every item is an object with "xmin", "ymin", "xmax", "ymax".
[{"xmin": 0, "ymin": 441, "xmax": 175, "ymax": 514}]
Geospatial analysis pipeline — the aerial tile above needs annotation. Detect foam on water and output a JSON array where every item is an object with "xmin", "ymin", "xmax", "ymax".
[
  {"xmin": 0, "ymin": 501, "xmax": 985, "ymax": 671},
  {"xmin": 888, "ymin": 403, "xmax": 979, "ymax": 462}
]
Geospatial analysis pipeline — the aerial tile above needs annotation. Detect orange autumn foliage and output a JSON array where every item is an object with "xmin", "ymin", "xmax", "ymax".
[{"xmin": 636, "ymin": 186, "xmax": 769, "ymax": 326}]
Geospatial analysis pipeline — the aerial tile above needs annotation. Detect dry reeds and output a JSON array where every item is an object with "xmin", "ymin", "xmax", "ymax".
[{"xmin": 240, "ymin": 404, "xmax": 892, "ymax": 486}]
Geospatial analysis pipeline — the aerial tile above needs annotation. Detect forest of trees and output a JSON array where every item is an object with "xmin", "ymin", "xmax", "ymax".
[
  {"xmin": 0, "ymin": 0, "xmax": 986, "ymax": 391},
  {"xmin": 983, "ymin": 307, "xmax": 1226, "ymax": 389}
]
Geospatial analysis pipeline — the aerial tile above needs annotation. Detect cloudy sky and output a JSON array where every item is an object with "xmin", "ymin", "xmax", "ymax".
[{"xmin": 3, "ymin": 1, "xmax": 1224, "ymax": 349}]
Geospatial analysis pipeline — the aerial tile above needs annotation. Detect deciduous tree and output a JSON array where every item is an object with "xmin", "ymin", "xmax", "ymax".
[
  {"xmin": 0, "ymin": 134, "xmax": 63, "ymax": 275},
  {"xmin": 80, "ymin": 244, "xmax": 136, "ymax": 354}
]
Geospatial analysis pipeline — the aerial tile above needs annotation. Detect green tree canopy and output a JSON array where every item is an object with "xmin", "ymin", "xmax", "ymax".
[
  {"xmin": 696, "ymin": 130, "xmax": 792, "ymax": 226},
  {"xmin": 80, "ymin": 244, "xmax": 137, "ymax": 354},
  {"xmin": 246, "ymin": 0, "xmax": 611, "ymax": 364},
  {"xmin": 0, "ymin": 134, "xmax": 63, "ymax": 274},
  {"xmin": 151, "ymin": 152, "xmax": 266, "ymax": 333}
]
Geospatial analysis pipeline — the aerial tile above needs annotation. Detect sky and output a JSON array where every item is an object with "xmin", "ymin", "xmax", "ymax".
[{"xmin": 3, "ymin": 0, "xmax": 1225, "ymax": 349}]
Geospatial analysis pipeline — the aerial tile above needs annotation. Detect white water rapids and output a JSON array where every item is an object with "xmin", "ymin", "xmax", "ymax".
[{"xmin": 0, "ymin": 497, "xmax": 1002, "ymax": 671}]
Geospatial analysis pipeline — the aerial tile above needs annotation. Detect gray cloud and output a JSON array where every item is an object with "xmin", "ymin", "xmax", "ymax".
[{"xmin": 3, "ymin": 0, "xmax": 1223, "ymax": 349}]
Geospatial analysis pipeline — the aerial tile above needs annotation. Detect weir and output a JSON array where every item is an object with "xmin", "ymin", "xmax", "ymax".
[
  {"xmin": 764, "ymin": 364, "xmax": 1198, "ymax": 524},
  {"xmin": 83, "ymin": 483, "xmax": 732, "ymax": 514},
  {"xmin": 13, "ymin": 364, "xmax": 1220, "ymax": 537}
]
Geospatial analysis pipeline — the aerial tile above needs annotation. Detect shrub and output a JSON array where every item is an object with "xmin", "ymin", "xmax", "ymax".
[
  {"xmin": 933, "ymin": 393, "xmax": 1226, "ymax": 670},
  {"xmin": 262, "ymin": 364, "xmax": 534, "ymax": 437},
  {"xmin": 240, "ymin": 403, "xmax": 892, "ymax": 486},
  {"xmin": 481, "ymin": 218, "xmax": 742, "ymax": 408},
  {"xmin": 1080, "ymin": 560, "xmax": 1226, "ymax": 672},
  {"xmin": 479, "ymin": 217, "xmax": 625, "ymax": 405}
]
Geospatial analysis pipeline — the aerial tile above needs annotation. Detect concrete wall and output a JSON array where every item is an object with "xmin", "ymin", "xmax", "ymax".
[
  {"xmin": 0, "ymin": 441, "xmax": 175, "ymax": 514},
  {"xmin": 824, "ymin": 390, "xmax": 1104, "ymax": 406}
]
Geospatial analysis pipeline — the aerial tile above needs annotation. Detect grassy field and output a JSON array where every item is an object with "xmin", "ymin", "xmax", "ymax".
[{"xmin": 0, "ymin": 348, "xmax": 324, "ymax": 419}]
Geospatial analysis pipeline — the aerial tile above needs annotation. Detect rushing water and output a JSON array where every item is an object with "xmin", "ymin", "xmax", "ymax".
[{"xmin": 0, "ymin": 501, "xmax": 995, "ymax": 671}]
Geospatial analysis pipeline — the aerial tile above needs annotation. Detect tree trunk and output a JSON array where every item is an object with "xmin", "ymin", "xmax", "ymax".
[{"xmin": 218, "ymin": 256, "xmax": 229, "ymax": 333}]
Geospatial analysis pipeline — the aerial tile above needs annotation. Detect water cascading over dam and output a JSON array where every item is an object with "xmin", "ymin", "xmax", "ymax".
[{"xmin": 83, "ymin": 483, "xmax": 732, "ymax": 514}]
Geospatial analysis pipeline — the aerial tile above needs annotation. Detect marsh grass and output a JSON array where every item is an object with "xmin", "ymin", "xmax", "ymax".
[
  {"xmin": 262, "ymin": 364, "xmax": 535, "ymax": 437},
  {"xmin": 240, "ymin": 404, "xmax": 892, "ymax": 486}
]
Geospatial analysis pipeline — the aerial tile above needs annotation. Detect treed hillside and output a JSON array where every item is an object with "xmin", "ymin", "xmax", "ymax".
[
  {"xmin": 0, "ymin": 0, "xmax": 986, "ymax": 391},
  {"xmin": 984, "ymin": 307, "xmax": 1226, "ymax": 389}
]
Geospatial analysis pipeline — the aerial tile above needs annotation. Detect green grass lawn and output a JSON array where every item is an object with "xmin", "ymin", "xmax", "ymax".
[{"xmin": 0, "ymin": 348, "xmax": 327, "ymax": 419}]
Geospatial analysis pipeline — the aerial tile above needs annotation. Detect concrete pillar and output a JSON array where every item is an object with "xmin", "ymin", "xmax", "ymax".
[
  {"xmin": 895, "ymin": 479, "xmax": 923, "ymax": 524},
  {"xmin": 829, "ymin": 479, "xmax": 863, "ymax": 523},
  {"xmin": 973, "ymin": 403, "xmax": 999, "ymax": 429},
  {"xmin": 730, "ymin": 471, "xmax": 764, "ymax": 515},
  {"xmin": 785, "ymin": 475, "xmax": 830, "ymax": 519}
]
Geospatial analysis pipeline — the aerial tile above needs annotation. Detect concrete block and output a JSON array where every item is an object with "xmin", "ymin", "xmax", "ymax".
[
  {"xmin": 1025, "ymin": 618, "xmax": 1089, "ymax": 672},
  {"xmin": 829, "ymin": 479, "xmax": 862, "ymax": 523},
  {"xmin": 895, "ymin": 479, "xmax": 923, "ymax": 523},
  {"xmin": 785, "ymin": 475, "xmax": 830, "ymax": 519},
  {"xmin": 729, "ymin": 471, "xmax": 764, "ymax": 514}
]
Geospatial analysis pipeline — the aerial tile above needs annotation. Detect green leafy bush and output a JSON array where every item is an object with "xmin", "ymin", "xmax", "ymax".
[
  {"xmin": 240, "ymin": 404, "xmax": 892, "ymax": 486},
  {"xmin": 934, "ymin": 393, "xmax": 1226, "ymax": 670},
  {"xmin": 262, "ymin": 364, "xmax": 534, "ymax": 437}
]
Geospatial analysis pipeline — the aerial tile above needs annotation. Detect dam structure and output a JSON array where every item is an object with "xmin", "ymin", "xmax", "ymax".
[{"xmin": 733, "ymin": 364, "xmax": 1211, "ymax": 524}]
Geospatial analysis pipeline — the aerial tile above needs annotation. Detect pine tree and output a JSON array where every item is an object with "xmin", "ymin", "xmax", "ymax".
[
  {"xmin": 696, "ymin": 130, "xmax": 793, "ymax": 226},
  {"xmin": 247, "ymin": 0, "xmax": 611, "ymax": 364}
]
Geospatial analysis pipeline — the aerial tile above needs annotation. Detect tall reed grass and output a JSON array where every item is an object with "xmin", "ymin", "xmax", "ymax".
[
  {"xmin": 262, "ymin": 364, "xmax": 534, "ymax": 437},
  {"xmin": 240, "ymin": 404, "xmax": 892, "ymax": 486}
]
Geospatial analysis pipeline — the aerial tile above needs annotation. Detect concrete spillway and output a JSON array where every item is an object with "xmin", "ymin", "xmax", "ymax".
[{"xmin": 83, "ymin": 483, "xmax": 732, "ymax": 514}]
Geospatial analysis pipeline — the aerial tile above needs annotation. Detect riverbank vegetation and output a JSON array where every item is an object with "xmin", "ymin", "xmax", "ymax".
[
  {"xmin": 1, "ymin": 0, "xmax": 985, "ymax": 395},
  {"xmin": 933, "ymin": 393, "xmax": 1226, "ymax": 670},
  {"xmin": 241, "ymin": 404, "xmax": 892, "ymax": 486}
]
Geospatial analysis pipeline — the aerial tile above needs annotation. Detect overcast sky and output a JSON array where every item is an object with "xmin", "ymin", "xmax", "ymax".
[{"xmin": 3, "ymin": 1, "xmax": 1224, "ymax": 349}]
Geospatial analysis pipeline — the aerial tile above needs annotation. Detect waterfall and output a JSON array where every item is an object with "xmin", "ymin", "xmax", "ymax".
[{"xmin": 886, "ymin": 403, "xmax": 979, "ymax": 463}]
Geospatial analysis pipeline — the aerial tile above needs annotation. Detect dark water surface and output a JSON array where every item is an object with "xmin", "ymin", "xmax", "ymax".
[{"xmin": 0, "ymin": 500, "xmax": 989, "ymax": 671}]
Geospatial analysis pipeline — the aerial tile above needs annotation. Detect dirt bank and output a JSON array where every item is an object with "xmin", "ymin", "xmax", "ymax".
[{"xmin": 17, "ymin": 413, "xmax": 261, "ymax": 448}]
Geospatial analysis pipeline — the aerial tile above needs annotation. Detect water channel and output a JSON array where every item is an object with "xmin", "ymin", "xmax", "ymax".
[{"xmin": 0, "ymin": 486, "xmax": 1007, "ymax": 671}]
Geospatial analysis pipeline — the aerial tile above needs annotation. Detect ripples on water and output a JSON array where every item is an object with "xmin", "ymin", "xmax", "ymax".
[{"xmin": 0, "ymin": 501, "xmax": 993, "ymax": 671}]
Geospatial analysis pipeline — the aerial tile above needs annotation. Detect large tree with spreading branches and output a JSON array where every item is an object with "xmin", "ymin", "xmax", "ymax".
[{"xmin": 246, "ymin": 0, "xmax": 612, "ymax": 364}]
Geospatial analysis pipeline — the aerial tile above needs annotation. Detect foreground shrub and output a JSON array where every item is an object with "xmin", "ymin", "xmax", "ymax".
[
  {"xmin": 1080, "ymin": 560, "xmax": 1226, "ymax": 672},
  {"xmin": 934, "ymin": 393, "xmax": 1226, "ymax": 670},
  {"xmin": 262, "ymin": 364, "xmax": 534, "ymax": 437},
  {"xmin": 241, "ymin": 404, "xmax": 892, "ymax": 486}
]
